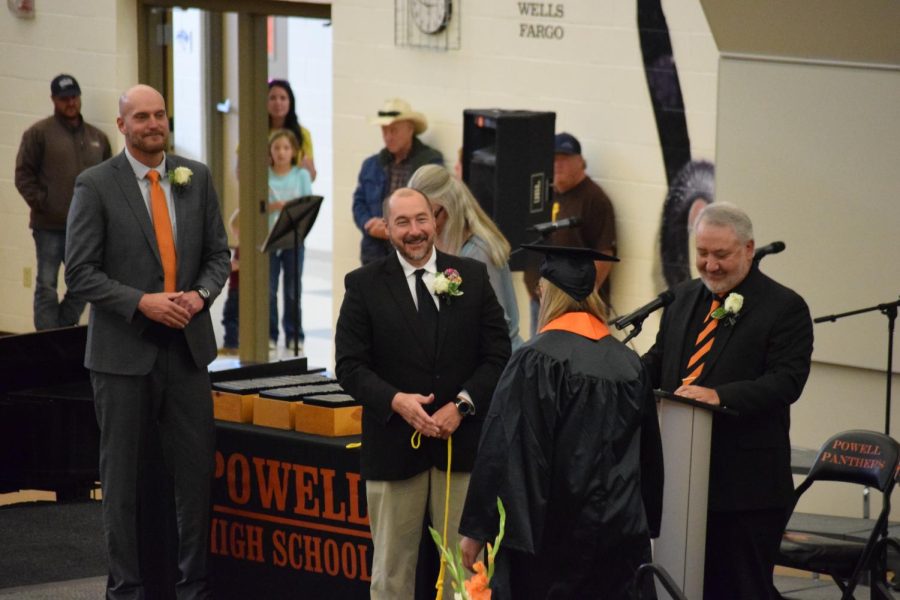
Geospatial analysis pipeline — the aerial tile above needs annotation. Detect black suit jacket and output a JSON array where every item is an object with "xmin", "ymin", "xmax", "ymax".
[
  {"xmin": 642, "ymin": 266, "xmax": 813, "ymax": 511},
  {"xmin": 335, "ymin": 250, "xmax": 511, "ymax": 481}
]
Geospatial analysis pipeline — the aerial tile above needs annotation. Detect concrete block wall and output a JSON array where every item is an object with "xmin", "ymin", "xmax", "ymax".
[
  {"xmin": 0, "ymin": 0, "xmax": 138, "ymax": 332},
  {"xmin": 331, "ymin": 0, "xmax": 719, "ymax": 357}
]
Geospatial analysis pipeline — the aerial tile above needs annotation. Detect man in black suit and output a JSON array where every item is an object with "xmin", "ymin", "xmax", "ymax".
[
  {"xmin": 65, "ymin": 84, "xmax": 230, "ymax": 599},
  {"xmin": 642, "ymin": 202, "xmax": 813, "ymax": 600},
  {"xmin": 336, "ymin": 188, "xmax": 511, "ymax": 599}
]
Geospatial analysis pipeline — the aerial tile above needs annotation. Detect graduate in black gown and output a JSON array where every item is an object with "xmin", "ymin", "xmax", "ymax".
[{"xmin": 458, "ymin": 245, "xmax": 664, "ymax": 600}]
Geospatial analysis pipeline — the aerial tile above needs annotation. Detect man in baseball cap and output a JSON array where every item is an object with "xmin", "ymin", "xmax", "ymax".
[
  {"xmin": 15, "ymin": 74, "xmax": 111, "ymax": 333},
  {"xmin": 523, "ymin": 132, "xmax": 618, "ymax": 335},
  {"xmin": 553, "ymin": 131, "xmax": 581, "ymax": 156},
  {"xmin": 351, "ymin": 99, "xmax": 443, "ymax": 264},
  {"xmin": 50, "ymin": 74, "xmax": 82, "ymax": 97}
]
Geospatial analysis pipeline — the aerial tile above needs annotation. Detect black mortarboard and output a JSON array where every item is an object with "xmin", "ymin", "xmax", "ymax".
[{"xmin": 521, "ymin": 243, "xmax": 619, "ymax": 301}]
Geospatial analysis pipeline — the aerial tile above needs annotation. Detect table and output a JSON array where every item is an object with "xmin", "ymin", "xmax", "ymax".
[{"xmin": 210, "ymin": 423, "xmax": 372, "ymax": 599}]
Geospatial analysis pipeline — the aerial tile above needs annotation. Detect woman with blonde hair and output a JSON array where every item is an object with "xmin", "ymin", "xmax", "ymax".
[
  {"xmin": 408, "ymin": 164, "xmax": 523, "ymax": 349},
  {"xmin": 458, "ymin": 245, "xmax": 663, "ymax": 599}
]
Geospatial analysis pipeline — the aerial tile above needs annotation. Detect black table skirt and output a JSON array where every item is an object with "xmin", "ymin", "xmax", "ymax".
[{"xmin": 210, "ymin": 423, "xmax": 371, "ymax": 599}]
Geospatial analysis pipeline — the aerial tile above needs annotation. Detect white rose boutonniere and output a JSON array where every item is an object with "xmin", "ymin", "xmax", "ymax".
[
  {"xmin": 168, "ymin": 166, "xmax": 193, "ymax": 188},
  {"xmin": 711, "ymin": 292, "xmax": 743, "ymax": 326},
  {"xmin": 431, "ymin": 268, "xmax": 463, "ymax": 304}
]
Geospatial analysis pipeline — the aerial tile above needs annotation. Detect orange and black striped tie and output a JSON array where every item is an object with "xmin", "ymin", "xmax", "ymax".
[
  {"xmin": 147, "ymin": 170, "xmax": 177, "ymax": 292},
  {"xmin": 682, "ymin": 297, "xmax": 721, "ymax": 385}
]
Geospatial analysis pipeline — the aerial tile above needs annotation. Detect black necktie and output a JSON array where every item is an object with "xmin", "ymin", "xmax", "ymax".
[{"xmin": 414, "ymin": 268, "xmax": 438, "ymax": 348}]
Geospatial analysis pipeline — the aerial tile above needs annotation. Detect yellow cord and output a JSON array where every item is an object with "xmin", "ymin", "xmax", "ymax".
[
  {"xmin": 435, "ymin": 435, "xmax": 452, "ymax": 599},
  {"xmin": 409, "ymin": 429, "xmax": 453, "ymax": 600}
]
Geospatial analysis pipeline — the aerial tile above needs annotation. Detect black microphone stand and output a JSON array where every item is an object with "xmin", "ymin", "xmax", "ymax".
[
  {"xmin": 620, "ymin": 315, "xmax": 647, "ymax": 345},
  {"xmin": 814, "ymin": 296, "xmax": 899, "ymax": 435}
]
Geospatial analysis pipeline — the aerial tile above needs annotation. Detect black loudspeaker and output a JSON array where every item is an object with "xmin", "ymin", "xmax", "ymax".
[{"xmin": 462, "ymin": 109, "xmax": 555, "ymax": 270}]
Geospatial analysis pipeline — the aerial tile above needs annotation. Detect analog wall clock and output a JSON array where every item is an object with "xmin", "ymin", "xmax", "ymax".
[
  {"xmin": 411, "ymin": 0, "xmax": 451, "ymax": 34},
  {"xmin": 395, "ymin": 0, "xmax": 460, "ymax": 51}
]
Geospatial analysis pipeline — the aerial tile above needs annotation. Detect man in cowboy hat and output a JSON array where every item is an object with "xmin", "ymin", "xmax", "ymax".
[{"xmin": 352, "ymin": 98, "xmax": 444, "ymax": 265}]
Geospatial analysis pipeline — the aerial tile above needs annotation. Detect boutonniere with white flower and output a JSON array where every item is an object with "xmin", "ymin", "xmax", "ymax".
[
  {"xmin": 431, "ymin": 268, "xmax": 463, "ymax": 303},
  {"xmin": 168, "ymin": 166, "xmax": 193, "ymax": 189},
  {"xmin": 711, "ymin": 292, "xmax": 743, "ymax": 326}
]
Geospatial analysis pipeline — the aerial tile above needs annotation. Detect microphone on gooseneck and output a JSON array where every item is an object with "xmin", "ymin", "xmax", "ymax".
[
  {"xmin": 527, "ymin": 217, "xmax": 583, "ymax": 235},
  {"xmin": 753, "ymin": 241, "xmax": 786, "ymax": 263},
  {"xmin": 613, "ymin": 290, "xmax": 676, "ymax": 330}
]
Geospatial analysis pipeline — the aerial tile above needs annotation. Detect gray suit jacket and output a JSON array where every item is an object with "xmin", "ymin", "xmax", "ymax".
[{"xmin": 65, "ymin": 151, "xmax": 230, "ymax": 375}]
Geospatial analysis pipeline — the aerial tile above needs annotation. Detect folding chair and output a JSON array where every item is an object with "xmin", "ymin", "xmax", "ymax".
[
  {"xmin": 777, "ymin": 429, "xmax": 900, "ymax": 600},
  {"xmin": 870, "ymin": 537, "xmax": 900, "ymax": 599}
]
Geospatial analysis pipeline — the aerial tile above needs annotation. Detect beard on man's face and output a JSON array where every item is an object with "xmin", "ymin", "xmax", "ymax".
[
  {"xmin": 128, "ymin": 130, "xmax": 168, "ymax": 154},
  {"xmin": 392, "ymin": 231, "xmax": 433, "ymax": 263}
]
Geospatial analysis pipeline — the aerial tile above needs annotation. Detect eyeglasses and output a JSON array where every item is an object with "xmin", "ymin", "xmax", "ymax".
[{"xmin": 433, "ymin": 206, "xmax": 445, "ymax": 220}]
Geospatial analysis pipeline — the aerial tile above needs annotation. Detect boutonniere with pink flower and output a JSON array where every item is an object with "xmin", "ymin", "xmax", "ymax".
[
  {"xmin": 167, "ymin": 166, "xmax": 193, "ymax": 189},
  {"xmin": 431, "ymin": 268, "xmax": 463, "ymax": 303},
  {"xmin": 711, "ymin": 292, "xmax": 743, "ymax": 327}
]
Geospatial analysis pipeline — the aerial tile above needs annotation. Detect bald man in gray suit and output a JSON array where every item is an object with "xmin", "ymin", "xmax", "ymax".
[{"xmin": 65, "ymin": 84, "xmax": 230, "ymax": 600}]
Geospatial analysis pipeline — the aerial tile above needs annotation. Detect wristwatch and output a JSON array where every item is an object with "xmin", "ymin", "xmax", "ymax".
[
  {"xmin": 454, "ymin": 397, "xmax": 475, "ymax": 417},
  {"xmin": 193, "ymin": 286, "xmax": 210, "ymax": 310}
]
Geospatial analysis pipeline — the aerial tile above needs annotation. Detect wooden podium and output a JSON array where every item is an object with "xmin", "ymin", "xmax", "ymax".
[{"xmin": 653, "ymin": 390, "xmax": 738, "ymax": 599}]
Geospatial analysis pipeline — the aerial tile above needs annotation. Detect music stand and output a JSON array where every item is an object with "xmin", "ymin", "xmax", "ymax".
[
  {"xmin": 261, "ymin": 195, "xmax": 324, "ymax": 357},
  {"xmin": 814, "ymin": 296, "xmax": 899, "ymax": 435}
]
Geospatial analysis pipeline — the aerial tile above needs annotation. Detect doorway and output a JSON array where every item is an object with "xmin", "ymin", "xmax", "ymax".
[{"xmin": 142, "ymin": 2, "xmax": 334, "ymax": 369}]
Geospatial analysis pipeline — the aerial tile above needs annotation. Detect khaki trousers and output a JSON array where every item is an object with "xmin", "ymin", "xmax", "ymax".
[{"xmin": 366, "ymin": 468, "xmax": 471, "ymax": 600}]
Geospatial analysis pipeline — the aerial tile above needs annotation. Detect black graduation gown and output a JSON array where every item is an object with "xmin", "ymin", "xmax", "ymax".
[{"xmin": 459, "ymin": 327, "xmax": 664, "ymax": 600}]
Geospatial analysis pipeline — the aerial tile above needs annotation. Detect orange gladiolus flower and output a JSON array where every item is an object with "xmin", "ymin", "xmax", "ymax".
[{"xmin": 464, "ymin": 561, "xmax": 491, "ymax": 600}]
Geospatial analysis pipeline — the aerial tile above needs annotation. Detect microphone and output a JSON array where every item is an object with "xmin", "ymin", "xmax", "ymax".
[
  {"xmin": 527, "ymin": 217, "xmax": 583, "ymax": 235},
  {"xmin": 613, "ymin": 290, "xmax": 676, "ymax": 330},
  {"xmin": 753, "ymin": 241, "xmax": 785, "ymax": 262}
]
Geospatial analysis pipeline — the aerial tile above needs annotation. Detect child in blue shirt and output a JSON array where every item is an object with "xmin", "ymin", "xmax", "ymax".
[{"xmin": 267, "ymin": 128, "xmax": 313, "ymax": 352}]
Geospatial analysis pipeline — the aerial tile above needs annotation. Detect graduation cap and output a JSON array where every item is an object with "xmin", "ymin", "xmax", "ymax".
[{"xmin": 521, "ymin": 243, "xmax": 619, "ymax": 301}]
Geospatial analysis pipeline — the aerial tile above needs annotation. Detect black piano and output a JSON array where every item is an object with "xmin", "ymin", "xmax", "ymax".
[{"xmin": 0, "ymin": 326, "xmax": 97, "ymax": 499}]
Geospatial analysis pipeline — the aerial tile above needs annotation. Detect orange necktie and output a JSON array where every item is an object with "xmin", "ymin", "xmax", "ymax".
[
  {"xmin": 682, "ymin": 297, "xmax": 721, "ymax": 385},
  {"xmin": 147, "ymin": 170, "xmax": 177, "ymax": 293}
]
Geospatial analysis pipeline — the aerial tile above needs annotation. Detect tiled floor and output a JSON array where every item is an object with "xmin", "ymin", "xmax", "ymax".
[{"xmin": 0, "ymin": 577, "xmax": 106, "ymax": 599}]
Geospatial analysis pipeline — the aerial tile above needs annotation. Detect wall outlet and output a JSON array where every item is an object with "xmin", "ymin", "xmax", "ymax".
[{"xmin": 23, "ymin": 266, "xmax": 32, "ymax": 288}]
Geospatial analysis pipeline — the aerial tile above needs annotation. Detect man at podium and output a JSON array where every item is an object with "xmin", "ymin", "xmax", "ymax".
[{"xmin": 642, "ymin": 203, "xmax": 813, "ymax": 600}]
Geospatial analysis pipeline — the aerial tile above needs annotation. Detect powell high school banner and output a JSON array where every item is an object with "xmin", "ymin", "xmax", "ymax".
[{"xmin": 211, "ymin": 423, "xmax": 372, "ymax": 598}]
